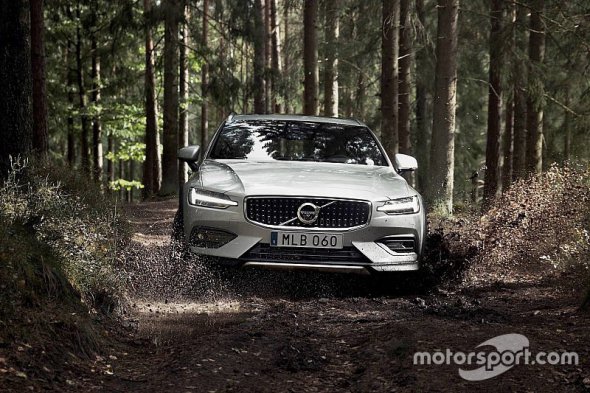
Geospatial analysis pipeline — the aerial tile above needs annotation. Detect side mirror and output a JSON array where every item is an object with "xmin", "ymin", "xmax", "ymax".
[
  {"xmin": 394, "ymin": 153, "xmax": 418, "ymax": 173},
  {"xmin": 178, "ymin": 145, "xmax": 201, "ymax": 171}
]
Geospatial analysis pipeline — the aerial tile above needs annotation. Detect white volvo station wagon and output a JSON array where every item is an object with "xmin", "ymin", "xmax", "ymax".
[{"xmin": 176, "ymin": 114, "xmax": 426, "ymax": 275}]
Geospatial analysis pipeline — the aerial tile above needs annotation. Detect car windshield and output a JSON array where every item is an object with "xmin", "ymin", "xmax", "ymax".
[{"xmin": 209, "ymin": 120, "xmax": 388, "ymax": 166}]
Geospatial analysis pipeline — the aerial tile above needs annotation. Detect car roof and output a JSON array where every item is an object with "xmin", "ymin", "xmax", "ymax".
[{"xmin": 229, "ymin": 113, "xmax": 365, "ymax": 127}]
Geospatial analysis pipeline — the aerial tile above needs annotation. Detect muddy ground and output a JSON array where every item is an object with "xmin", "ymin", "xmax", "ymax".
[{"xmin": 5, "ymin": 199, "xmax": 590, "ymax": 392}]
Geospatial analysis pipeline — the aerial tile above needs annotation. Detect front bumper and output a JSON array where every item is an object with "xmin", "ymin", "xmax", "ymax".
[{"xmin": 183, "ymin": 195, "xmax": 425, "ymax": 274}]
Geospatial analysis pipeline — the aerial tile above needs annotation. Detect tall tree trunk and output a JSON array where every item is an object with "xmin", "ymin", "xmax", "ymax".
[
  {"xmin": 253, "ymin": 0, "xmax": 266, "ymax": 113},
  {"xmin": 128, "ymin": 160, "xmax": 135, "ymax": 202},
  {"xmin": 118, "ymin": 156, "xmax": 125, "ymax": 201},
  {"xmin": 160, "ymin": 0, "xmax": 180, "ymax": 195},
  {"xmin": 380, "ymin": 0, "xmax": 400, "ymax": 158},
  {"xmin": 270, "ymin": 0, "xmax": 282, "ymax": 113},
  {"xmin": 354, "ymin": 1, "xmax": 374, "ymax": 119},
  {"xmin": 75, "ymin": 3, "xmax": 90, "ymax": 175},
  {"xmin": 264, "ymin": 0, "xmax": 271, "ymax": 113},
  {"xmin": 30, "ymin": 0, "xmax": 48, "ymax": 157},
  {"xmin": 353, "ymin": 1, "xmax": 366, "ymax": 119},
  {"xmin": 143, "ymin": 0, "xmax": 161, "ymax": 198},
  {"xmin": 425, "ymin": 0, "xmax": 459, "ymax": 214},
  {"xmin": 415, "ymin": 0, "xmax": 429, "ymax": 190},
  {"xmin": 91, "ymin": 35, "xmax": 103, "ymax": 182},
  {"xmin": 303, "ymin": 0, "xmax": 319, "ymax": 115},
  {"xmin": 512, "ymin": 3, "xmax": 527, "ymax": 180},
  {"xmin": 0, "ymin": 0, "xmax": 32, "ymax": 175},
  {"xmin": 501, "ymin": 2, "xmax": 515, "ymax": 191},
  {"xmin": 178, "ymin": 3, "xmax": 189, "ymax": 186},
  {"xmin": 107, "ymin": 132, "xmax": 114, "ymax": 183},
  {"xmin": 200, "ymin": 0, "xmax": 209, "ymax": 148},
  {"xmin": 355, "ymin": 72, "xmax": 365, "ymax": 119},
  {"xmin": 398, "ymin": 0, "xmax": 412, "ymax": 154},
  {"xmin": 283, "ymin": 1, "xmax": 291, "ymax": 113},
  {"xmin": 525, "ymin": 0, "xmax": 545, "ymax": 174},
  {"xmin": 240, "ymin": 40, "xmax": 249, "ymax": 113},
  {"xmin": 323, "ymin": 0, "xmax": 339, "ymax": 117},
  {"xmin": 502, "ymin": 97, "xmax": 514, "ymax": 191},
  {"xmin": 217, "ymin": 105, "xmax": 224, "ymax": 129},
  {"xmin": 483, "ymin": 0, "xmax": 504, "ymax": 204},
  {"xmin": 66, "ymin": 42, "xmax": 76, "ymax": 166}
]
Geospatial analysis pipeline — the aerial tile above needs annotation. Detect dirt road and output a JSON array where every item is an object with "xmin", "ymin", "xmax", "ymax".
[{"xmin": 97, "ymin": 200, "xmax": 589, "ymax": 392}]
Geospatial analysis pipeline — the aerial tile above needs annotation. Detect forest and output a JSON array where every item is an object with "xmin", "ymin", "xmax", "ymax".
[
  {"xmin": 2, "ymin": 0, "xmax": 589, "ymax": 208},
  {"xmin": 0, "ymin": 0, "xmax": 590, "ymax": 392}
]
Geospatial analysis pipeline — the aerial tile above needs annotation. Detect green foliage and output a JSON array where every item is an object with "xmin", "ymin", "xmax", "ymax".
[
  {"xmin": 106, "ymin": 140, "xmax": 145, "ymax": 162},
  {"xmin": 110, "ymin": 178, "xmax": 144, "ymax": 191},
  {"xmin": 45, "ymin": 0, "xmax": 146, "ymax": 194}
]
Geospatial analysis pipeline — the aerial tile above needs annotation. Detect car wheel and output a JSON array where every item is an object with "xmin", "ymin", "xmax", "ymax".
[
  {"xmin": 372, "ymin": 267, "xmax": 432, "ymax": 294},
  {"xmin": 172, "ymin": 207, "xmax": 184, "ymax": 242},
  {"xmin": 192, "ymin": 255, "xmax": 240, "ymax": 283}
]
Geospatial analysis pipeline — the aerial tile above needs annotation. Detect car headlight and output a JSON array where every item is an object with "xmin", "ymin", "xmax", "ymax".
[
  {"xmin": 188, "ymin": 188, "xmax": 238, "ymax": 209},
  {"xmin": 377, "ymin": 196, "xmax": 420, "ymax": 214}
]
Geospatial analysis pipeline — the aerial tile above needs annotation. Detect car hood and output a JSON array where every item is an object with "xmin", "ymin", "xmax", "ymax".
[{"xmin": 193, "ymin": 159, "xmax": 413, "ymax": 201}]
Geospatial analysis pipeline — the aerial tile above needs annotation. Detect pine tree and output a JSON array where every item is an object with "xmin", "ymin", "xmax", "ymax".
[
  {"xmin": 483, "ymin": 0, "xmax": 504, "ymax": 203},
  {"xmin": 303, "ymin": 0, "xmax": 319, "ymax": 115},
  {"xmin": 200, "ymin": 0, "xmax": 209, "ymax": 147},
  {"xmin": 323, "ymin": 0, "xmax": 339, "ymax": 117},
  {"xmin": 525, "ymin": 0, "xmax": 545, "ymax": 174},
  {"xmin": 160, "ymin": 0, "xmax": 180, "ymax": 195},
  {"xmin": 0, "ymin": 0, "xmax": 32, "ymax": 175},
  {"xmin": 178, "ymin": 2, "xmax": 190, "ymax": 185},
  {"xmin": 398, "ymin": 0, "xmax": 412, "ymax": 155},
  {"xmin": 512, "ymin": 3, "xmax": 527, "ymax": 180},
  {"xmin": 142, "ymin": 0, "xmax": 161, "ymax": 198},
  {"xmin": 381, "ymin": 0, "xmax": 400, "ymax": 158},
  {"xmin": 426, "ymin": 0, "xmax": 459, "ymax": 213},
  {"xmin": 30, "ymin": 0, "xmax": 49, "ymax": 157},
  {"xmin": 253, "ymin": 0, "xmax": 266, "ymax": 114}
]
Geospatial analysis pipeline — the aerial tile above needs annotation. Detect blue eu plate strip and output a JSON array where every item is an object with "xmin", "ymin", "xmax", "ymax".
[{"xmin": 271, "ymin": 232, "xmax": 277, "ymax": 246}]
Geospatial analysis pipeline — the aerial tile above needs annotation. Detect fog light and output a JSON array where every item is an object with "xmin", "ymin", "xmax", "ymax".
[
  {"xmin": 379, "ymin": 237, "xmax": 415, "ymax": 253},
  {"xmin": 190, "ymin": 227, "xmax": 237, "ymax": 248}
]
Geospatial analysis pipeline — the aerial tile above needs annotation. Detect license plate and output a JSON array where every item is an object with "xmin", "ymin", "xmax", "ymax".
[{"xmin": 271, "ymin": 232, "xmax": 343, "ymax": 249}]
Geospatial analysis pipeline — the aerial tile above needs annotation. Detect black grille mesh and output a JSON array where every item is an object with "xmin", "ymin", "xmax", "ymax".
[{"xmin": 245, "ymin": 197, "xmax": 370, "ymax": 228}]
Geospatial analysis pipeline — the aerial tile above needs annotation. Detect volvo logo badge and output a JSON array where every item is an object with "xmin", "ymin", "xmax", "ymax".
[{"xmin": 297, "ymin": 202, "xmax": 320, "ymax": 224}]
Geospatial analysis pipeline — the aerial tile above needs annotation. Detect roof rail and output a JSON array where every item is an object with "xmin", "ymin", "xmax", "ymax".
[{"xmin": 226, "ymin": 112, "xmax": 237, "ymax": 123}]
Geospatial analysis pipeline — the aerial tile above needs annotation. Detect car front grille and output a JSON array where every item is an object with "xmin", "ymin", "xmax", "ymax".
[
  {"xmin": 241, "ymin": 244, "xmax": 371, "ymax": 265},
  {"xmin": 245, "ymin": 197, "xmax": 371, "ymax": 229}
]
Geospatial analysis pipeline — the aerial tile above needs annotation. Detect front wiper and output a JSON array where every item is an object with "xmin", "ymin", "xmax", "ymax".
[
  {"xmin": 295, "ymin": 157, "xmax": 318, "ymax": 161},
  {"xmin": 324, "ymin": 154, "xmax": 350, "ymax": 163},
  {"xmin": 274, "ymin": 157, "xmax": 319, "ymax": 162}
]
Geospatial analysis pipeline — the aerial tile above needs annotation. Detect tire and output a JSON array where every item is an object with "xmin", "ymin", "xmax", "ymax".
[
  {"xmin": 172, "ymin": 207, "xmax": 184, "ymax": 242},
  {"xmin": 372, "ymin": 267, "xmax": 432, "ymax": 295},
  {"xmin": 171, "ymin": 207, "xmax": 190, "ymax": 264}
]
